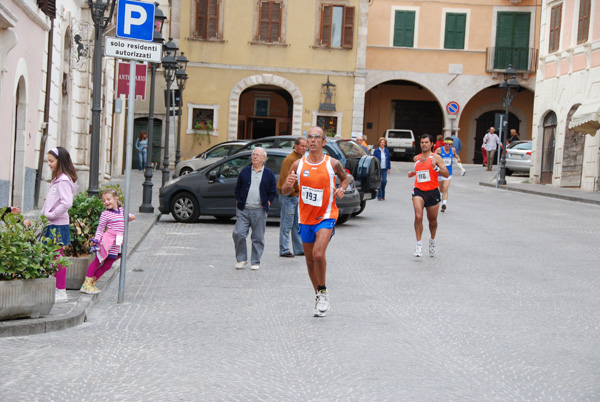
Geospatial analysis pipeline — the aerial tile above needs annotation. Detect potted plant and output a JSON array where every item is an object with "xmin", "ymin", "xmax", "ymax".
[
  {"xmin": 193, "ymin": 120, "xmax": 213, "ymax": 146},
  {"xmin": 62, "ymin": 184, "xmax": 122, "ymax": 289},
  {"xmin": 0, "ymin": 212, "xmax": 69, "ymax": 320}
]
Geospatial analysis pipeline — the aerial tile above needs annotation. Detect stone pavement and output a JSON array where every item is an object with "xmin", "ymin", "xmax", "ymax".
[
  {"xmin": 2, "ymin": 163, "xmax": 599, "ymax": 338},
  {"xmin": 0, "ymin": 170, "xmax": 161, "ymax": 337}
]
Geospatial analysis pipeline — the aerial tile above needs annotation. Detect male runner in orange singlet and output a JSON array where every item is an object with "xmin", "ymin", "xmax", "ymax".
[
  {"xmin": 282, "ymin": 126, "xmax": 349, "ymax": 317},
  {"xmin": 408, "ymin": 134, "xmax": 449, "ymax": 257}
]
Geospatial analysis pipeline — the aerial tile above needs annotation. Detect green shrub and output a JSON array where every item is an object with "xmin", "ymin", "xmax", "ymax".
[{"xmin": 0, "ymin": 211, "xmax": 70, "ymax": 281}]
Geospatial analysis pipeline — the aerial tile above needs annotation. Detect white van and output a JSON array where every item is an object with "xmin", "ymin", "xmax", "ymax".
[{"xmin": 384, "ymin": 129, "xmax": 416, "ymax": 160}]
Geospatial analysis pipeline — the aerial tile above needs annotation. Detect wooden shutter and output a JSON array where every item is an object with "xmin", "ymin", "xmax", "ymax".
[
  {"xmin": 494, "ymin": 12, "xmax": 530, "ymax": 70},
  {"xmin": 444, "ymin": 13, "xmax": 466, "ymax": 49},
  {"xmin": 37, "ymin": 0, "xmax": 56, "ymax": 19},
  {"xmin": 393, "ymin": 10, "xmax": 415, "ymax": 47},
  {"xmin": 259, "ymin": 1, "xmax": 282, "ymax": 43},
  {"xmin": 196, "ymin": 0, "xmax": 208, "ymax": 38},
  {"xmin": 207, "ymin": 0, "xmax": 219, "ymax": 39},
  {"xmin": 549, "ymin": 4, "xmax": 562, "ymax": 53},
  {"xmin": 342, "ymin": 6, "xmax": 354, "ymax": 49},
  {"xmin": 577, "ymin": 0, "xmax": 590, "ymax": 44},
  {"xmin": 321, "ymin": 5, "xmax": 332, "ymax": 46}
]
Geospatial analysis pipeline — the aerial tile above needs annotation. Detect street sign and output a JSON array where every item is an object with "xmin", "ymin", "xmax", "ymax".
[
  {"xmin": 446, "ymin": 101, "xmax": 460, "ymax": 115},
  {"xmin": 116, "ymin": 0, "xmax": 155, "ymax": 41},
  {"xmin": 105, "ymin": 36, "xmax": 162, "ymax": 63},
  {"xmin": 117, "ymin": 62, "xmax": 147, "ymax": 99}
]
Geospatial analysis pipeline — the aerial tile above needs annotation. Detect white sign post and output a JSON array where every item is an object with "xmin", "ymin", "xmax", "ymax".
[{"xmin": 107, "ymin": 0, "xmax": 159, "ymax": 304}]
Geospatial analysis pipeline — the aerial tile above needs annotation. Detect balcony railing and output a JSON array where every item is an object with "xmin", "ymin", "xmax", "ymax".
[{"xmin": 486, "ymin": 47, "xmax": 538, "ymax": 73}]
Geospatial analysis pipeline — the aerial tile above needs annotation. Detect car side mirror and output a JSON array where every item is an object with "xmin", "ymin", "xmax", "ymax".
[{"xmin": 208, "ymin": 171, "xmax": 217, "ymax": 182}]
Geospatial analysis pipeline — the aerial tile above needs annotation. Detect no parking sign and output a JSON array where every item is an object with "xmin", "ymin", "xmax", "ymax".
[{"xmin": 446, "ymin": 101, "xmax": 460, "ymax": 115}]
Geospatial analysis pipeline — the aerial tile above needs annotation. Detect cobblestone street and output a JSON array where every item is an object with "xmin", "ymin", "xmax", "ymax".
[{"xmin": 1, "ymin": 163, "xmax": 599, "ymax": 401}]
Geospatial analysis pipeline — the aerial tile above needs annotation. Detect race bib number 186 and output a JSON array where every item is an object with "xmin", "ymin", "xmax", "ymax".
[{"xmin": 301, "ymin": 186, "xmax": 323, "ymax": 207}]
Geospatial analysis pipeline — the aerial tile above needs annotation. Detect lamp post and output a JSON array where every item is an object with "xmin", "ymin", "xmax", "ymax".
[
  {"xmin": 498, "ymin": 64, "xmax": 520, "ymax": 185},
  {"xmin": 174, "ymin": 52, "xmax": 188, "ymax": 167},
  {"xmin": 87, "ymin": 0, "xmax": 117, "ymax": 197},
  {"xmin": 161, "ymin": 38, "xmax": 179, "ymax": 187},
  {"xmin": 139, "ymin": 3, "xmax": 166, "ymax": 213}
]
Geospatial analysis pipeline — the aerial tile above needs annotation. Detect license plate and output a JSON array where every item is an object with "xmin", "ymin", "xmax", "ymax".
[{"xmin": 394, "ymin": 148, "xmax": 405, "ymax": 153}]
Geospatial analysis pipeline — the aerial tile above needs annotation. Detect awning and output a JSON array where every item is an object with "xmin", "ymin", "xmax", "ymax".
[{"xmin": 569, "ymin": 99, "xmax": 600, "ymax": 135}]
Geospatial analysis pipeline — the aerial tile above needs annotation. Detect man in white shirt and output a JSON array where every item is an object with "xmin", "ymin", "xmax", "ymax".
[{"xmin": 483, "ymin": 127, "xmax": 500, "ymax": 171}]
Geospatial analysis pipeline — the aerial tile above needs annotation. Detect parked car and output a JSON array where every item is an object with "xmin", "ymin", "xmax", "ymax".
[
  {"xmin": 235, "ymin": 136, "xmax": 382, "ymax": 215},
  {"xmin": 159, "ymin": 149, "xmax": 361, "ymax": 223},
  {"xmin": 505, "ymin": 140, "xmax": 532, "ymax": 175},
  {"xmin": 174, "ymin": 140, "xmax": 249, "ymax": 176},
  {"xmin": 384, "ymin": 129, "xmax": 416, "ymax": 160}
]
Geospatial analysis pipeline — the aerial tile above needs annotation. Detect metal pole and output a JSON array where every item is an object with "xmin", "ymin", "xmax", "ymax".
[
  {"xmin": 162, "ymin": 79, "xmax": 171, "ymax": 187},
  {"xmin": 498, "ymin": 95, "xmax": 510, "ymax": 186},
  {"xmin": 175, "ymin": 88, "xmax": 182, "ymax": 166},
  {"xmin": 118, "ymin": 60, "xmax": 137, "ymax": 303},
  {"xmin": 496, "ymin": 115, "xmax": 504, "ymax": 188},
  {"xmin": 139, "ymin": 62, "xmax": 156, "ymax": 213},
  {"xmin": 88, "ymin": 9, "xmax": 105, "ymax": 198}
]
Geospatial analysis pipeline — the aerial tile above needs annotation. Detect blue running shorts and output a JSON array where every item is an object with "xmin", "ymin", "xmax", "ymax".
[{"xmin": 298, "ymin": 218, "xmax": 336, "ymax": 244}]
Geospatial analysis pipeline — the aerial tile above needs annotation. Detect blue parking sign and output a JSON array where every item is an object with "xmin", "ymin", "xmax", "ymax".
[{"xmin": 116, "ymin": 0, "xmax": 155, "ymax": 42}]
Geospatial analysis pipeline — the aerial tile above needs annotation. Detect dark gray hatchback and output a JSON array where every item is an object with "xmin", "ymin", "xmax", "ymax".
[{"xmin": 159, "ymin": 148, "xmax": 361, "ymax": 223}]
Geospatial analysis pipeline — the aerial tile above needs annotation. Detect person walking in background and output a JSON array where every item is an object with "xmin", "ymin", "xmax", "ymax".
[
  {"xmin": 483, "ymin": 127, "xmax": 500, "ymax": 171},
  {"xmin": 81, "ymin": 188, "xmax": 135, "ymax": 295},
  {"xmin": 135, "ymin": 131, "xmax": 148, "ymax": 171},
  {"xmin": 508, "ymin": 129, "xmax": 520, "ymax": 144},
  {"xmin": 450, "ymin": 130, "xmax": 466, "ymax": 176},
  {"xmin": 233, "ymin": 147, "xmax": 277, "ymax": 271},
  {"xmin": 433, "ymin": 134, "xmax": 445, "ymax": 152},
  {"xmin": 41, "ymin": 146, "xmax": 78, "ymax": 303},
  {"xmin": 282, "ymin": 126, "xmax": 349, "ymax": 317},
  {"xmin": 408, "ymin": 135, "xmax": 449, "ymax": 258},
  {"xmin": 373, "ymin": 137, "xmax": 391, "ymax": 200},
  {"xmin": 355, "ymin": 135, "xmax": 368, "ymax": 152},
  {"xmin": 435, "ymin": 138, "xmax": 462, "ymax": 212},
  {"xmin": 277, "ymin": 137, "xmax": 307, "ymax": 258}
]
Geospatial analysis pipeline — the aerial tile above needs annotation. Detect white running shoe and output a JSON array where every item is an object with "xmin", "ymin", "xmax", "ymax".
[
  {"xmin": 429, "ymin": 240, "xmax": 437, "ymax": 257},
  {"xmin": 235, "ymin": 261, "xmax": 247, "ymax": 269},
  {"xmin": 461, "ymin": 170, "xmax": 466, "ymax": 176},
  {"xmin": 55, "ymin": 289, "xmax": 68, "ymax": 303},
  {"xmin": 413, "ymin": 244, "xmax": 423, "ymax": 257},
  {"xmin": 316, "ymin": 290, "xmax": 330, "ymax": 313},
  {"xmin": 250, "ymin": 264, "xmax": 260, "ymax": 270}
]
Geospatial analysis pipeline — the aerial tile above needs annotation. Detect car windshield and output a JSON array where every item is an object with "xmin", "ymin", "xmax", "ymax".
[
  {"xmin": 205, "ymin": 145, "xmax": 232, "ymax": 158},
  {"xmin": 387, "ymin": 131, "xmax": 412, "ymax": 139},
  {"xmin": 338, "ymin": 140, "xmax": 367, "ymax": 158},
  {"xmin": 247, "ymin": 140, "xmax": 276, "ymax": 149},
  {"xmin": 213, "ymin": 155, "xmax": 252, "ymax": 178},
  {"xmin": 509, "ymin": 142, "xmax": 532, "ymax": 150}
]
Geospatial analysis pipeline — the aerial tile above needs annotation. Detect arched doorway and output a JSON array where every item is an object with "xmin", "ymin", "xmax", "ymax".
[
  {"xmin": 238, "ymin": 85, "xmax": 293, "ymax": 139},
  {"xmin": 132, "ymin": 117, "xmax": 163, "ymax": 170},
  {"xmin": 11, "ymin": 77, "xmax": 26, "ymax": 207},
  {"xmin": 474, "ymin": 110, "xmax": 519, "ymax": 165},
  {"xmin": 541, "ymin": 112, "xmax": 557, "ymax": 184},
  {"xmin": 561, "ymin": 105, "xmax": 585, "ymax": 187}
]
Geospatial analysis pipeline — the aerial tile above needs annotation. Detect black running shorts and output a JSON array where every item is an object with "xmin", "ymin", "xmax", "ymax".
[{"xmin": 412, "ymin": 187, "xmax": 441, "ymax": 208}]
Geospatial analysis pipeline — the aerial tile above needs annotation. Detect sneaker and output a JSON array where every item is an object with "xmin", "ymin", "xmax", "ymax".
[
  {"xmin": 461, "ymin": 170, "xmax": 466, "ymax": 176},
  {"xmin": 313, "ymin": 306, "xmax": 326, "ymax": 317},
  {"xmin": 316, "ymin": 290, "xmax": 330, "ymax": 313},
  {"xmin": 429, "ymin": 240, "xmax": 437, "ymax": 257},
  {"xmin": 413, "ymin": 244, "xmax": 423, "ymax": 257},
  {"xmin": 250, "ymin": 264, "xmax": 260, "ymax": 270},
  {"xmin": 441, "ymin": 204, "xmax": 446, "ymax": 213},
  {"xmin": 235, "ymin": 261, "xmax": 247, "ymax": 269},
  {"xmin": 55, "ymin": 289, "xmax": 68, "ymax": 303}
]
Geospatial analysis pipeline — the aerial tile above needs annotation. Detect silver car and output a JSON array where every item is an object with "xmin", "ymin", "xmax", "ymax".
[
  {"xmin": 174, "ymin": 140, "xmax": 249, "ymax": 176},
  {"xmin": 505, "ymin": 140, "xmax": 532, "ymax": 175}
]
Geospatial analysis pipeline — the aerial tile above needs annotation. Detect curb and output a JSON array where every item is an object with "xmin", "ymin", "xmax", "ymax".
[
  {"xmin": 0, "ymin": 212, "xmax": 161, "ymax": 338},
  {"xmin": 479, "ymin": 182, "xmax": 600, "ymax": 206}
]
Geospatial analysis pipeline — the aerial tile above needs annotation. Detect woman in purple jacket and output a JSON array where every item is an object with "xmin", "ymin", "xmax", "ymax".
[{"xmin": 41, "ymin": 147, "xmax": 78, "ymax": 303}]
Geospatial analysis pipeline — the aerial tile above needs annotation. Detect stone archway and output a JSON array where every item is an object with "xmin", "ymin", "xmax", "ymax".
[{"xmin": 228, "ymin": 74, "xmax": 303, "ymax": 140}]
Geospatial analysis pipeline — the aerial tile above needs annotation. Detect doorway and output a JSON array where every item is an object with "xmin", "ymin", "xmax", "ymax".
[
  {"xmin": 474, "ymin": 111, "xmax": 519, "ymax": 165},
  {"xmin": 11, "ymin": 78, "xmax": 26, "ymax": 208},
  {"xmin": 248, "ymin": 118, "xmax": 277, "ymax": 139},
  {"xmin": 561, "ymin": 106, "xmax": 585, "ymax": 187},
  {"xmin": 541, "ymin": 112, "xmax": 557, "ymax": 184},
  {"xmin": 132, "ymin": 118, "xmax": 163, "ymax": 170}
]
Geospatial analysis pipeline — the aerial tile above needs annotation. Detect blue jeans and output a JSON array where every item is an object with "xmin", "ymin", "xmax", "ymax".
[
  {"xmin": 279, "ymin": 194, "xmax": 303, "ymax": 255},
  {"xmin": 378, "ymin": 169, "xmax": 388, "ymax": 199},
  {"xmin": 138, "ymin": 148, "xmax": 147, "ymax": 170}
]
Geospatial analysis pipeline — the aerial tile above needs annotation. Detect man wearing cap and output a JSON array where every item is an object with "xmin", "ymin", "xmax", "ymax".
[{"xmin": 435, "ymin": 137, "xmax": 462, "ymax": 212}]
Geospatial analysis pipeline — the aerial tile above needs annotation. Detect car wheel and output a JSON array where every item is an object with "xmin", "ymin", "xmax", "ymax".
[
  {"xmin": 180, "ymin": 167, "xmax": 193, "ymax": 176},
  {"xmin": 171, "ymin": 192, "xmax": 200, "ymax": 223},
  {"xmin": 337, "ymin": 214, "xmax": 350, "ymax": 224},
  {"xmin": 214, "ymin": 216, "xmax": 233, "ymax": 222},
  {"xmin": 352, "ymin": 200, "xmax": 367, "ymax": 216}
]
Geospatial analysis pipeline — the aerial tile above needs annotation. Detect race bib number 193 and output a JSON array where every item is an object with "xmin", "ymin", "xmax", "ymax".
[{"xmin": 301, "ymin": 186, "xmax": 323, "ymax": 207}]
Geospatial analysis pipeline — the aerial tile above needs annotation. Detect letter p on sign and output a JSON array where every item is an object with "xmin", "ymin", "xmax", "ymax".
[{"xmin": 116, "ymin": 0, "xmax": 155, "ymax": 42}]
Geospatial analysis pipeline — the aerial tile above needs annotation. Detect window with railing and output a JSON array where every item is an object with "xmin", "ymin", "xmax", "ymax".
[{"xmin": 494, "ymin": 12, "xmax": 531, "ymax": 70}]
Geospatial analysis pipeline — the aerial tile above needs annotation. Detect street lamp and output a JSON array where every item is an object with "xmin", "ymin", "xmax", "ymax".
[
  {"xmin": 87, "ymin": 0, "xmax": 117, "ymax": 197},
  {"xmin": 498, "ymin": 64, "xmax": 520, "ymax": 185},
  {"xmin": 161, "ymin": 38, "xmax": 179, "ymax": 187},
  {"xmin": 174, "ymin": 52, "xmax": 189, "ymax": 166},
  {"xmin": 139, "ymin": 3, "xmax": 166, "ymax": 213}
]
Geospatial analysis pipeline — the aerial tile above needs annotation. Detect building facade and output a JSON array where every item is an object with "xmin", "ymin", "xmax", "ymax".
[
  {"xmin": 364, "ymin": 0, "xmax": 540, "ymax": 164},
  {"xmin": 531, "ymin": 0, "xmax": 599, "ymax": 191}
]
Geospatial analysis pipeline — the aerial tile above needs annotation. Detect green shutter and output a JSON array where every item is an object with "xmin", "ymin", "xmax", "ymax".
[
  {"xmin": 393, "ymin": 10, "xmax": 415, "ymax": 47},
  {"xmin": 494, "ymin": 12, "xmax": 530, "ymax": 70},
  {"xmin": 444, "ymin": 13, "xmax": 466, "ymax": 49}
]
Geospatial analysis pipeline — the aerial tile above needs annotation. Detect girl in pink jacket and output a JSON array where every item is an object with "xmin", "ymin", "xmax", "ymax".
[
  {"xmin": 80, "ymin": 188, "xmax": 135, "ymax": 294},
  {"xmin": 41, "ymin": 147, "xmax": 78, "ymax": 303}
]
